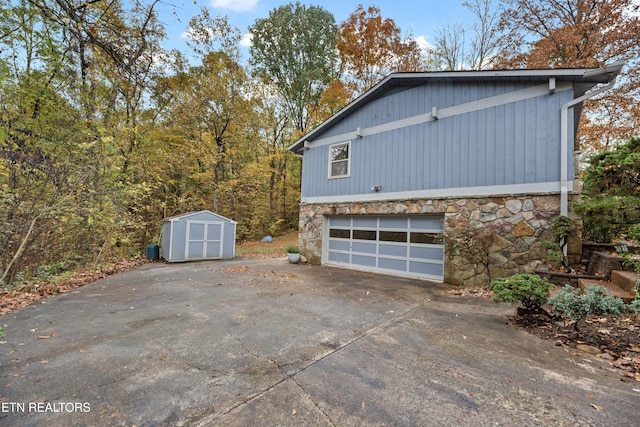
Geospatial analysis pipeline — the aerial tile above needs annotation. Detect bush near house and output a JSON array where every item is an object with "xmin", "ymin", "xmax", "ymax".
[
  {"xmin": 489, "ymin": 274, "xmax": 554, "ymax": 311},
  {"xmin": 548, "ymin": 284, "xmax": 627, "ymax": 329}
]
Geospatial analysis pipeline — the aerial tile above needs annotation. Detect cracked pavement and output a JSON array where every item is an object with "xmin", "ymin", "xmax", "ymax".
[{"xmin": 0, "ymin": 258, "xmax": 638, "ymax": 426}]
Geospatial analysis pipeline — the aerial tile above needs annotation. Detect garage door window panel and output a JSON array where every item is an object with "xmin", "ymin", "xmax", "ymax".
[
  {"xmin": 379, "ymin": 231, "xmax": 407, "ymax": 242},
  {"xmin": 330, "ymin": 229, "xmax": 350, "ymax": 239},
  {"xmin": 353, "ymin": 230, "xmax": 376, "ymax": 240},
  {"xmin": 410, "ymin": 232, "xmax": 443, "ymax": 245}
]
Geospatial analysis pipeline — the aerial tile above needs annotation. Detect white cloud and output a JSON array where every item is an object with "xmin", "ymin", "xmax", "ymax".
[
  {"xmin": 240, "ymin": 33, "xmax": 253, "ymax": 47},
  {"xmin": 211, "ymin": 0, "xmax": 259, "ymax": 12},
  {"xmin": 412, "ymin": 35, "xmax": 434, "ymax": 53}
]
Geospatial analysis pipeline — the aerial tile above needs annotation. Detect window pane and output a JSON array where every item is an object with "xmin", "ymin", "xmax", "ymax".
[
  {"xmin": 410, "ymin": 233, "xmax": 444, "ymax": 245},
  {"xmin": 331, "ymin": 160, "xmax": 348, "ymax": 177},
  {"xmin": 353, "ymin": 230, "xmax": 376, "ymax": 240},
  {"xmin": 379, "ymin": 231, "xmax": 407, "ymax": 242},
  {"xmin": 330, "ymin": 143, "xmax": 349, "ymax": 161},
  {"xmin": 329, "ymin": 229, "xmax": 350, "ymax": 239}
]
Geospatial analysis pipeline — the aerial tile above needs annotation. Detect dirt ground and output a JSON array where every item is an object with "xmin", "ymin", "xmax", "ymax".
[{"xmin": 511, "ymin": 311, "xmax": 640, "ymax": 381}]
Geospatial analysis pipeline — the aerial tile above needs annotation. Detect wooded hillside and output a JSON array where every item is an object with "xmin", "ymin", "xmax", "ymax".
[{"xmin": 1, "ymin": 0, "xmax": 638, "ymax": 286}]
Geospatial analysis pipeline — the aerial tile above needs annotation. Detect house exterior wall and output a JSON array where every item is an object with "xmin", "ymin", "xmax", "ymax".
[
  {"xmin": 300, "ymin": 82, "xmax": 575, "ymax": 202},
  {"xmin": 298, "ymin": 194, "xmax": 582, "ymax": 285}
]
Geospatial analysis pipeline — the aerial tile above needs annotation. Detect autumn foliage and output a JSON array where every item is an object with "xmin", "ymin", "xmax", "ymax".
[
  {"xmin": 1, "ymin": 1, "xmax": 639, "ymax": 289},
  {"xmin": 497, "ymin": 0, "xmax": 640, "ymax": 152}
]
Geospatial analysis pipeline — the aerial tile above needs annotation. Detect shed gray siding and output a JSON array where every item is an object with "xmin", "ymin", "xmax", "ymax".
[
  {"xmin": 300, "ymin": 82, "xmax": 574, "ymax": 200},
  {"xmin": 161, "ymin": 210, "xmax": 236, "ymax": 262}
]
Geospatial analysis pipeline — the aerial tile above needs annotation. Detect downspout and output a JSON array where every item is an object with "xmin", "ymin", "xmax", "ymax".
[{"xmin": 560, "ymin": 67, "xmax": 621, "ymax": 217}]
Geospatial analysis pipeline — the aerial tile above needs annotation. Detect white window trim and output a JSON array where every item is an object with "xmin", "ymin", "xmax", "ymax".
[{"xmin": 328, "ymin": 141, "xmax": 351, "ymax": 179}]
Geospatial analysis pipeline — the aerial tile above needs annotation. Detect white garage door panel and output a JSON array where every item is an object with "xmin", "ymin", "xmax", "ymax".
[{"xmin": 325, "ymin": 215, "xmax": 444, "ymax": 281}]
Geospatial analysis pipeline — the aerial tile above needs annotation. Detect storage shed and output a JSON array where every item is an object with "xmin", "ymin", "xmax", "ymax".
[{"xmin": 161, "ymin": 210, "xmax": 236, "ymax": 262}]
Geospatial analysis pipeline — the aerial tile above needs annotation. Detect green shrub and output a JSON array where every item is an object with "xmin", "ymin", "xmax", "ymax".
[
  {"xmin": 550, "ymin": 216, "xmax": 576, "ymax": 240},
  {"xmin": 574, "ymin": 196, "xmax": 640, "ymax": 243},
  {"xmin": 548, "ymin": 284, "xmax": 626, "ymax": 328},
  {"xmin": 285, "ymin": 245, "xmax": 299, "ymax": 254},
  {"xmin": 575, "ymin": 137, "xmax": 640, "ymax": 243},
  {"xmin": 621, "ymin": 253, "xmax": 640, "ymax": 300},
  {"xmin": 542, "ymin": 241, "xmax": 563, "ymax": 261},
  {"xmin": 489, "ymin": 274, "xmax": 554, "ymax": 311},
  {"xmin": 628, "ymin": 299, "xmax": 640, "ymax": 315},
  {"xmin": 627, "ymin": 224, "xmax": 640, "ymax": 243}
]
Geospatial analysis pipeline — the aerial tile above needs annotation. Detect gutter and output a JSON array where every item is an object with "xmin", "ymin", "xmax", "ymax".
[{"xmin": 559, "ymin": 61, "xmax": 624, "ymax": 218}]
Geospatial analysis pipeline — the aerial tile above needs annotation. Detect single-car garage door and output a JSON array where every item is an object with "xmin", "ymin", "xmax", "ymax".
[{"xmin": 324, "ymin": 215, "xmax": 444, "ymax": 281}]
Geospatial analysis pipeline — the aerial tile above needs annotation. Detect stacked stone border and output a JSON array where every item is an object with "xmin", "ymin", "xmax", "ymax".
[{"xmin": 297, "ymin": 194, "xmax": 582, "ymax": 286}]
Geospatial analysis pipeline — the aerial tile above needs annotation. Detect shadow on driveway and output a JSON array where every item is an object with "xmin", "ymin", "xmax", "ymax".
[{"xmin": 1, "ymin": 258, "xmax": 638, "ymax": 426}]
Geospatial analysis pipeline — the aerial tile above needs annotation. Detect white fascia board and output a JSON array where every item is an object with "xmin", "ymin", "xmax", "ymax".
[{"xmin": 300, "ymin": 181, "xmax": 570, "ymax": 205}]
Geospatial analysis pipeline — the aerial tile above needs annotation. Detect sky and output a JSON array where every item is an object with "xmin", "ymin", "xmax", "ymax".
[{"xmin": 153, "ymin": 0, "xmax": 476, "ymax": 55}]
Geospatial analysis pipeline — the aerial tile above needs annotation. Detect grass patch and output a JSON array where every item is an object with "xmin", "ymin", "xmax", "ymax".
[{"xmin": 235, "ymin": 230, "xmax": 298, "ymax": 258}]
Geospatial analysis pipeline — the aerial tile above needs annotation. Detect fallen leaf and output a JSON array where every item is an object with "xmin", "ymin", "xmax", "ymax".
[{"xmin": 589, "ymin": 403, "xmax": 602, "ymax": 411}]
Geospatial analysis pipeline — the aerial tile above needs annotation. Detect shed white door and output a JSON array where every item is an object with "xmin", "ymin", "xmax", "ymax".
[
  {"xmin": 325, "ymin": 215, "xmax": 444, "ymax": 281},
  {"xmin": 185, "ymin": 221, "xmax": 223, "ymax": 260}
]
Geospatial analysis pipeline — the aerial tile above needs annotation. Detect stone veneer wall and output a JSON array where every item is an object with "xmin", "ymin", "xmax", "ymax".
[{"xmin": 298, "ymin": 194, "xmax": 582, "ymax": 286}]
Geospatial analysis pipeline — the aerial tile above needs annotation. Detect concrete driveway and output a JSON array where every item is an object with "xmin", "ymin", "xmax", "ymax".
[{"xmin": 0, "ymin": 258, "xmax": 638, "ymax": 426}]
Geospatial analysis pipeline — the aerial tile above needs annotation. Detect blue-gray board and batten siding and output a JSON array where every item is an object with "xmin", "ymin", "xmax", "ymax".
[
  {"xmin": 161, "ymin": 210, "xmax": 236, "ymax": 262},
  {"xmin": 299, "ymin": 80, "xmax": 575, "ymax": 201}
]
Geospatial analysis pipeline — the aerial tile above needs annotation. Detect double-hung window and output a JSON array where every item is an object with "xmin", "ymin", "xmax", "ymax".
[{"xmin": 329, "ymin": 141, "xmax": 350, "ymax": 179}]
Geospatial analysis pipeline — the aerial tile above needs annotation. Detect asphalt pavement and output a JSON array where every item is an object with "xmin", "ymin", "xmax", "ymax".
[{"xmin": 1, "ymin": 257, "xmax": 638, "ymax": 426}]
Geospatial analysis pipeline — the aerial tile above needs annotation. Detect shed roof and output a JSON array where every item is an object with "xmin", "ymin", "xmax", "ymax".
[
  {"xmin": 288, "ymin": 62, "xmax": 624, "ymax": 155},
  {"xmin": 162, "ymin": 210, "xmax": 237, "ymax": 224}
]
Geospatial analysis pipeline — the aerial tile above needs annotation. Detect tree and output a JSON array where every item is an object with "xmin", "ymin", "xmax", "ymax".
[
  {"xmin": 430, "ymin": 22, "xmax": 467, "ymax": 71},
  {"xmin": 249, "ymin": 1, "xmax": 339, "ymax": 133},
  {"xmin": 428, "ymin": 0, "xmax": 505, "ymax": 70},
  {"xmin": 497, "ymin": 0, "xmax": 640, "ymax": 152},
  {"xmin": 338, "ymin": 4, "xmax": 424, "ymax": 93},
  {"xmin": 574, "ymin": 137, "xmax": 640, "ymax": 242},
  {"xmin": 0, "ymin": 0, "xmax": 168, "ymax": 284}
]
